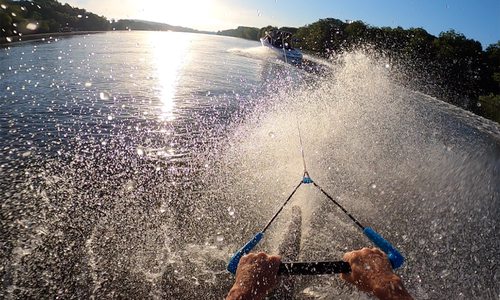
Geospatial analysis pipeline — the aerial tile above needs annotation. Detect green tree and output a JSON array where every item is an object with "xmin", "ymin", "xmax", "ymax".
[
  {"xmin": 278, "ymin": 26, "xmax": 298, "ymax": 34},
  {"xmin": 484, "ymin": 42, "xmax": 500, "ymax": 93},
  {"xmin": 433, "ymin": 30, "xmax": 483, "ymax": 108},
  {"xmin": 344, "ymin": 21, "xmax": 368, "ymax": 48},
  {"xmin": 478, "ymin": 94, "xmax": 500, "ymax": 122},
  {"xmin": 0, "ymin": 0, "xmax": 111, "ymax": 33},
  {"xmin": 294, "ymin": 18, "xmax": 345, "ymax": 54},
  {"xmin": 402, "ymin": 28, "xmax": 435, "ymax": 59},
  {"xmin": 0, "ymin": 11, "xmax": 13, "ymax": 35}
]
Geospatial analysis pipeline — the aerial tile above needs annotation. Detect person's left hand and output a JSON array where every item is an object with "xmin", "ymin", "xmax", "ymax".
[{"xmin": 226, "ymin": 252, "xmax": 281, "ymax": 300}]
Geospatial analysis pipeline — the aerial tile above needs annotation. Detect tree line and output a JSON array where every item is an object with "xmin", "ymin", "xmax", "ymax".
[
  {"xmin": 220, "ymin": 19, "xmax": 499, "ymax": 123},
  {"xmin": 216, "ymin": 26, "xmax": 260, "ymax": 40},
  {"xmin": 0, "ymin": 0, "xmax": 110, "ymax": 33},
  {"xmin": 1, "ymin": 0, "xmax": 498, "ymax": 122},
  {"xmin": 0, "ymin": 0, "xmax": 207, "ymax": 36},
  {"xmin": 291, "ymin": 18, "xmax": 500, "ymax": 122}
]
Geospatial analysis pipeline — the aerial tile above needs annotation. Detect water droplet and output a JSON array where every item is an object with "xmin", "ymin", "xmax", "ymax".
[
  {"xmin": 107, "ymin": 115, "xmax": 113, "ymax": 121},
  {"xmin": 440, "ymin": 269, "xmax": 450, "ymax": 278},
  {"xmin": 84, "ymin": 82, "xmax": 92, "ymax": 87},
  {"xmin": 125, "ymin": 180, "xmax": 135, "ymax": 191},
  {"xmin": 433, "ymin": 233, "xmax": 443, "ymax": 240},
  {"xmin": 21, "ymin": 151, "xmax": 32, "ymax": 157},
  {"xmin": 12, "ymin": 246, "xmax": 32, "ymax": 257},
  {"xmin": 137, "ymin": 148, "xmax": 144, "ymax": 156},
  {"xmin": 6, "ymin": 37, "xmax": 12, "ymax": 42},
  {"xmin": 99, "ymin": 92, "xmax": 110, "ymax": 100},
  {"xmin": 192, "ymin": 276, "xmax": 200, "ymax": 286},
  {"xmin": 26, "ymin": 23, "xmax": 38, "ymax": 31},
  {"xmin": 216, "ymin": 235, "xmax": 224, "ymax": 242},
  {"xmin": 371, "ymin": 183, "xmax": 377, "ymax": 189}
]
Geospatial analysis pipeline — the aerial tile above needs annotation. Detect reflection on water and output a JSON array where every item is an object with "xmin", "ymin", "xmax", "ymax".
[
  {"xmin": 0, "ymin": 31, "xmax": 298, "ymax": 299},
  {"xmin": 150, "ymin": 32, "xmax": 191, "ymax": 121},
  {"xmin": 1, "ymin": 32, "xmax": 499, "ymax": 299}
]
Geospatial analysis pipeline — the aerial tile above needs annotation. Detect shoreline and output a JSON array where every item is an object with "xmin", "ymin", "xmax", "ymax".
[{"xmin": 0, "ymin": 31, "xmax": 106, "ymax": 46}]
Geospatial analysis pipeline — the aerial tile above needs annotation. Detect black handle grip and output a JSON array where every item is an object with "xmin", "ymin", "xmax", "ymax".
[{"xmin": 278, "ymin": 261, "xmax": 351, "ymax": 275}]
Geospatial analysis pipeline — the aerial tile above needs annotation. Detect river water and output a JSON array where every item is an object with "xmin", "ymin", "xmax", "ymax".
[{"xmin": 1, "ymin": 31, "xmax": 499, "ymax": 299}]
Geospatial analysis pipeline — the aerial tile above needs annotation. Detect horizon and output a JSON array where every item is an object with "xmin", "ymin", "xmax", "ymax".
[{"xmin": 61, "ymin": 0, "xmax": 498, "ymax": 48}]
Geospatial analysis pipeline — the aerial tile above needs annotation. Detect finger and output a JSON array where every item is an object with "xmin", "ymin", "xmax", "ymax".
[
  {"xmin": 344, "ymin": 251, "xmax": 364, "ymax": 267},
  {"xmin": 268, "ymin": 256, "xmax": 281, "ymax": 272},
  {"xmin": 371, "ymin": 247, "xmax": 386, "ymax": 257},
  {"xmin": 239, "ymin": 253, "xmax": 251, "ymax": 264},
  {"xmin": 269, "ymin": 255, "xmax": 281, "ymax": 264},
  {"xmin": 340, "ymin": 272, "xmax": 354, "ymax": 283},
  {"xmin": 343, "ymin": 251, "xmax": 355, "ymax": 262},
  {"xmin": 240, "ymin": 252, "xmax": 258, "ymax": 265}
]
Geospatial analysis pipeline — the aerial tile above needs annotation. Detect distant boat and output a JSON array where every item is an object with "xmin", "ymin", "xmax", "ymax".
[{"xmin": 260, "ymin": 30, "xmax": 302, "ymax": 64}]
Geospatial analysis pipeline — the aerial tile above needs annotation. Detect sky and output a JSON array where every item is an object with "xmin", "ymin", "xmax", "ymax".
[{"xmin": 64, "ymin": 0, "xmax": 500, "ymax": 48}]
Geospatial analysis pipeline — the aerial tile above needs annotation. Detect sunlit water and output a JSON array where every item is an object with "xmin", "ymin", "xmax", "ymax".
[{"xmin": 1, "ymin": 31, "xmax": 499, "ymax": 299}]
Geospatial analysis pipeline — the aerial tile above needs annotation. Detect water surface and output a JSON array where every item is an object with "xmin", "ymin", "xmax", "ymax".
[{"xmin": 1, "ymin": 31, "xmax": 499, "ymax": 299}]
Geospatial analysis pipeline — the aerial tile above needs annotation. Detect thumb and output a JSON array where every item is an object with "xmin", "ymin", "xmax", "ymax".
[{"xmin": 340, "ymin": 271, "xmax": 354, "ymax": 283}]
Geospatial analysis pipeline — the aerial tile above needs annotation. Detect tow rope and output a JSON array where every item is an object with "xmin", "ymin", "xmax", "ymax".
[{"xmin": 227, "ymin": 124, "xmax": 405, "ymax": 275}]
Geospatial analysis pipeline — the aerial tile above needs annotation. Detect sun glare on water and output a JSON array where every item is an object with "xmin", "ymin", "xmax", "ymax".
[{"xmin": 148, "ymin": 32, "xmax": 192, "ymax": 121}]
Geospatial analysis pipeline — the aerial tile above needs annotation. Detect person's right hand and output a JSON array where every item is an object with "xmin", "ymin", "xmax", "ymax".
[
  {"xmin": 226, "ymin": 252, "xmax": 281, "ymax": 300},
  {"xmin": 341, "ymin": 248, "xmax": 413, "ymax": 300}
]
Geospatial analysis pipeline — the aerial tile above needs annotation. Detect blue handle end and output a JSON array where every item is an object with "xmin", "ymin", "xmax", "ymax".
[
  {"xmin": 363, "ymin": 227, "xmax": 404, "ymax": 269},
  {"xmin": 227, "ymin": 232, "xmax": 264, "ymax": 274},
  {"xmin": 302, "ymin": 176, "xmax": 313, "ymax": 184},
  {"xmin": 302, "ymin": 172, "xmax": 313, "ymax": 184}
]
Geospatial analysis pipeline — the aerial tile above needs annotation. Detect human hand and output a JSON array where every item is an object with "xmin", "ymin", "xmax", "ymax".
[
  {"xmin": 226, "ymin": 252, "xmax": 281, "ymax": 300},
  {"xmin": 341, "ymin": 248, "xmax": 412, "ymax": 300}
]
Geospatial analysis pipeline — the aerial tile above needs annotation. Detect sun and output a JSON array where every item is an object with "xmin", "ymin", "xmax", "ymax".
[{"xmin": 139, "ymin": 0, "xmax": 216, "ymax": 30}]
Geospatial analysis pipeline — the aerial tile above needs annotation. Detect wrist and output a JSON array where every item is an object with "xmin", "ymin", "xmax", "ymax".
[
  {"xmin": 227, "ymin": 285, "xmax": 251, "ymax": 300},
  {"xmin": 372, "ymin": 274, "xmax": 412, "ymax": 300},
  {"xmin": 226, "ymin": 284, "xmax": 266, "ymax": 300}
]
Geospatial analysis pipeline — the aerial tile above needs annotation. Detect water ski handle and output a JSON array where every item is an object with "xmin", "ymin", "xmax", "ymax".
[
  {"xmin": 363, "ymin": 227, "xmax": 405, "ymax": 269},
  {"xmin": 227, "ymin": 232, "xmax": 264, "ymax": 274},
  {"xmin": 278, "ymin": 261, "xmax": 351, "ymax": 275}
]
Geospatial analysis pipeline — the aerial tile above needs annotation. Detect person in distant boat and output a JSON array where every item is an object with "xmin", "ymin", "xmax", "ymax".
[
  {"xmin": 282, "ymin": 32, "xmax": 292, "ymax": 50},
  {"xmin": 264, "ymin": 31, "xmax": 272, "ymax": 43},
  {"xmin": 226, "ymin": 248, "xmax": 413, "ymax": 300}
]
